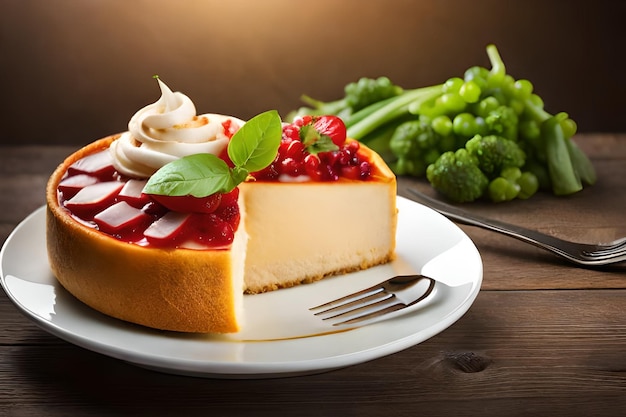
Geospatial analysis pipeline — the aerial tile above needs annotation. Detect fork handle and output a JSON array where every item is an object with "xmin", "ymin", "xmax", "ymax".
[{"xmin": 406, "ymin": 189, "xmax": 571, "ymax": 256}]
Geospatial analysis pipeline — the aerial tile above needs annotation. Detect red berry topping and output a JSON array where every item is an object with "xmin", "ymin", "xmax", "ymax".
[
  {"xmin": 187, "ymin": 213, "xmax": 235, "ymax": 247},
  {"xmin": 250, "ymin": 116, "xmax": 372, "ymax": 182},
  {"xmin": 292, "ymin": 115, "xmax": 313, "ymax": 127},
  {"xmin": 313, "ymin": 115, "xmax": 347, "ymax": 147},
  {"xmin": 284, "ymin": 140, "xmax": 306, "ymax": 160}
]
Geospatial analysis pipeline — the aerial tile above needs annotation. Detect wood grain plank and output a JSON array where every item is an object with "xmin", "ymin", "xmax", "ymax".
[
  {"xmin": 1, "ymin": 290, "xmax": 625, "ymax": 416},
  {"xmin": 0, "ymin": 146, "xmax": 76, "ymax": 246}
]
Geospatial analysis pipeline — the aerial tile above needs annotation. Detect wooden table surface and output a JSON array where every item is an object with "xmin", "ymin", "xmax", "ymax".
[{"xmin": 1, "ymin": 134, "xmax": 625, "ymax": 417}]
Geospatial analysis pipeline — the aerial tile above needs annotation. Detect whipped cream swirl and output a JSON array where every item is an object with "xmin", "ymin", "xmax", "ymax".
[{"xmin": 109, "ymin": 79, "xmax": 244, "ymax": 178}]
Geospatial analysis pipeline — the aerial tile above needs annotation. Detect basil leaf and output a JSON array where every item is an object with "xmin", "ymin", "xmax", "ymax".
[
  {"xmin": 143, "ymin": 153, "xmax": 235, "ymax": 197},
  {"xmin": 228, "ymin": 110, "xmax": 282, "ymax": 172}
]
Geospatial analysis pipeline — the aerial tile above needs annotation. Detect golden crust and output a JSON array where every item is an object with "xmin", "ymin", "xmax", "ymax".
[{"xmin": 46, "ymin": 136, "xmax": 240, "ymax": 333}]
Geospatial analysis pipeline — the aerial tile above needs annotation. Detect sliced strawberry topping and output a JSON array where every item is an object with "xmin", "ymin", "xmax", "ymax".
[
  {"xmin": 64, "ymin": 181, "xmax": 124, "ymax": 219},
  {"xmin": 117, "ymin": 179, "xmax": 151, "ymax": 208},
  {"xmin": 143, "ymin": 211, "xmax": 191, "ymax": 246},
  {"xmin": 67, "ymin": 150, "xmax": 116, "ymax": 180},
  {"xmin": 93, "ymin": 201, "xmax": 151, "ymax": 238},
  {"xmin": 58, "ymin": 174, "xmax": 99, "ymax": 198}
]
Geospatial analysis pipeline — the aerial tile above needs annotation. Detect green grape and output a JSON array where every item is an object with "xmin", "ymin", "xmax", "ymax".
[
  {"xmin": 464, "ymin": 66, "xmax": 489, "ymax": 90},
  {"xmin": 431, "ymin": 115, "xmax": 453, "ymax": 136},
  {"xmin": 513, "ymin": 79, "xmax": 533, "ymax": 100},
  {"xmin": 560, "ymin": 118, "xmax": 577, "ymax": 138},
  {"xmin": 489, "ymin": 177, "xmax": 520, "ymax": 202},
  {"xmin": 437, "ymin": 93, "xmax": 466, "ymax": 114},
  {"xmin": 501, "ymin": 166, "xmax": 522, "ymax": 182},
  {"xmin": 517, "ymin": 171, "xmax": 539, "ymax": 199},
  {"xmin": 475, "ymin": 96, "xmax": 500, "ymax": 117},
  {"xmin": 443, "ymin": 77, "xmax": 464, "ymax": 94},
  {"xmin": 452, "ymin": 113, "xmax": 479, "ymax": 137},
  {"xmin": 459, "ymin": 80, "xmax": 482, "ymax": 103},
  {"xmin": 500, "ymin": 74, "xmax": 516, "ymax": 97}
]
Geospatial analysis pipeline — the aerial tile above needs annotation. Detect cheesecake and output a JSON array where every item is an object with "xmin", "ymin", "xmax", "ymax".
[{"xmin": 46, "ymin": 79, "xmax": 397, "ymax": 333}]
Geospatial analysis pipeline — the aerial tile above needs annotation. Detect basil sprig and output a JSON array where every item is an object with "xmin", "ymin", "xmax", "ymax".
[{"xmin": 143, "ymin": 110, "xmax": 282, "ymax": 197}]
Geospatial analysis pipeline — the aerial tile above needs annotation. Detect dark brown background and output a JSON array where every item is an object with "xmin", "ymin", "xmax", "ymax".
[{"xmin": 1, "ymin": 0, "xmax": 624, "ymax": 146}]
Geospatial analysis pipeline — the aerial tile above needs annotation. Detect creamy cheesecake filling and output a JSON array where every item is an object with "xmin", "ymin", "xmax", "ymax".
[
  {"xmin": 230, "ymin": 200, "xmax": 248, "ymax": 321},
  {"xmin": 240, "ymin": 180, "xmax": 396, "ymax": 294}
]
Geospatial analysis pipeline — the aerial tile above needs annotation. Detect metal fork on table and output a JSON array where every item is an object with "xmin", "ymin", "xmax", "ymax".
[{"xmin": 407, "ymin": 188, "xmax": 626, "ymax": 267}]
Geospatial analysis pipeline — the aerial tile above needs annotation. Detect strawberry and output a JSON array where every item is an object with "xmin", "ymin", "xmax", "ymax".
[
  {"xmin": 312, "ymin": 115, "xmax": 347, "ymax": 147},
  {"xmin": 93, "ymin": 201, "xmax": 150, "ymax": 238},
  {"xmin": 64, "ymin": 181, "xmax": 124, "ymax": 219},
  {"xmin": 67, "ymin": 150, "xmax": 116, "ymax": 180},
  {"xmin": 117, "ymin": 179, "xmax": 151, "ymax": 208},
  {"xmin": 143, "ymin": 211, "xmax": 191, "ymax": 245},
  {"xmin": 148, "ymin": 193, "xmax": 222, "ymax": 214}
]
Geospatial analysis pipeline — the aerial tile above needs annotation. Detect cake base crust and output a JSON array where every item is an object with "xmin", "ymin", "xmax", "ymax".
[{"xmin": 46, "ymin": 137, "xmax": 241, "ymax": 333}]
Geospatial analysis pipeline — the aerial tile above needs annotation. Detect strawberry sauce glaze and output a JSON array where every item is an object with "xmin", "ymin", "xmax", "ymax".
[{"xmin": 57, "ymin": 149, "xmax": 240, "ymax": 249}]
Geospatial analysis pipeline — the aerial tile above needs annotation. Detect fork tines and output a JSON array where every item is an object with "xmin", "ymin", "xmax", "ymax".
[
  {"xmin": 310, "ymin": 286, "xmax": 405, "ymax": 326},
  {"xmin": 310, "ymin": 276, "xmax": 437, "ymax": 326}
]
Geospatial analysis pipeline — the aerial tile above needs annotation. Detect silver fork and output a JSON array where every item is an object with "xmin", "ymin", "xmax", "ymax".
[
  {"xmin": 310, "ymin": 274, "xmax": 437, "ymax": 326},
  {"xmin": 407, "ymin": 188, "xmax": 626, "ymax": 267}
]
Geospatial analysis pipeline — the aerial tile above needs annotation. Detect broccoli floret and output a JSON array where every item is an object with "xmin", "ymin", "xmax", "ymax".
[
  {"xmin": 344, "ymin": 76, "xmax": 403, "ymax": 112},
  {"xmin": 389, "ymin": 119, "xmax": 441, "ymax": 177},
  {"xmin": 426, "ymin": 149, "xmax": 489, "ymax": 203},
  {"xmin": 390, "ymin": 119, "xmax": 438, "ymax": 156},
  {"xmin": 465, "ymin": 134, "xmax": 526, "ymax": 177},
  {"xmin": 485, "ymin": 105, "xmax": 518, "ymax": 141}
]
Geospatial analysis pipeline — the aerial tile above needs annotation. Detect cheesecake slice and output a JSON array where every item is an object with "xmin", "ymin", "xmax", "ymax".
[{"xmin": 241, "ymin": 144, "xmax": 396, "ymax": 293}]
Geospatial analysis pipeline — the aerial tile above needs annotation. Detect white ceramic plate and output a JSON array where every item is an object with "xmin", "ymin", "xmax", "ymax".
[{"xmin": 0, "ymin": 196, "xmax": 482, "ymax": 378}]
